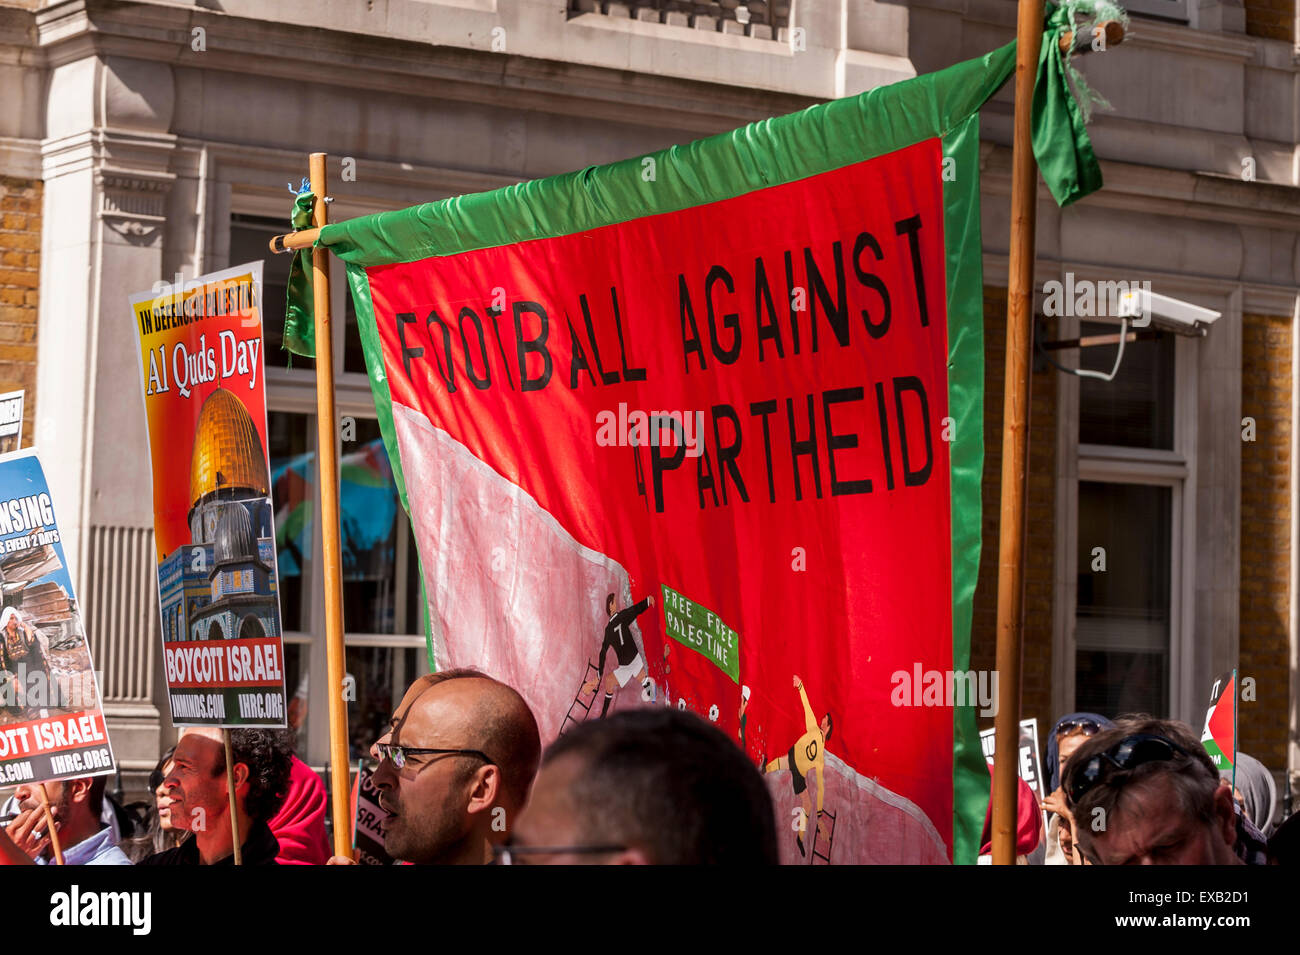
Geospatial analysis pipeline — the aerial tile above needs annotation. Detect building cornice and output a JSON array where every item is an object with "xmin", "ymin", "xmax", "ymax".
[
  {"xmin": 33, "ymin": 0, "xmax": 818, "ymax": 134},
  {"xmin": 981, "ymin": 142, "xmax": 1300, "ymax": 230}
]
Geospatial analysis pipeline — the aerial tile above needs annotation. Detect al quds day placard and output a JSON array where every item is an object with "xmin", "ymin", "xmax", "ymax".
[{"xmin": 130, "ymin": 262, "xmax": 288, "ymax": 727}]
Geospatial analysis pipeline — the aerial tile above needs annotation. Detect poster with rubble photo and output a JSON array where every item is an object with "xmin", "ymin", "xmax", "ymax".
[
  {"xmin": 130, "ymin": 262, "xmax": 287, "ymax": 728},
  {"xmin": 0, "ymin": 449, "xmax": 115, "ymax": 785},
  {"xmin": 0, "ymin": 391, "xmax": 23, "ymax": 455}
]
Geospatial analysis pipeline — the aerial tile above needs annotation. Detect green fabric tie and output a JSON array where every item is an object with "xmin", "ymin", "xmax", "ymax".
[
  {"xmin": 283, "ymin": 182, "xmax": 317, "ymax": 359},
  {"xmin": 1034, "ymin": 0, "xmax": 1126, "ymax": 205}
]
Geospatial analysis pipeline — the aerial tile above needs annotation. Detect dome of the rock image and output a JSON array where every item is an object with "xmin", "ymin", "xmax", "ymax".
[{"xmin": 189, "ymin": 388, "xmax": 269, "ymax": 506}]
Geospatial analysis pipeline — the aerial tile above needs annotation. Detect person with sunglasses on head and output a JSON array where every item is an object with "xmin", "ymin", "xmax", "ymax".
[
  {"xmin": 1062, "ymin": 716, "xmax": 1269, "ymax": 865},
  {"xmin": 329, "ymin": 668, "xmax": 541, "ymax": 865},
  {"xmin": 1039, "ymin": 712, "xmax": 1111, "ymax": 865}
]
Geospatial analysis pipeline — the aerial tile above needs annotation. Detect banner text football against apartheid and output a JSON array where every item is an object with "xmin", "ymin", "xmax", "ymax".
[
  {"xmin": 363, "ymin": 139, "xmax": 960, "ymax": 860},
  {"xmin": 131, "ymin": 263, "xmax": 288, "ymax": 728},
  {"xmin": 386, "ymin": 182, "xmax": 940, "ymax": 518}
]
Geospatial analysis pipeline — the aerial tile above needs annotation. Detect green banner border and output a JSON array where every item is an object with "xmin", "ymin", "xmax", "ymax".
[{"xmin": 942, "ymin": 114, "xmax": 992, "ymax": 866}]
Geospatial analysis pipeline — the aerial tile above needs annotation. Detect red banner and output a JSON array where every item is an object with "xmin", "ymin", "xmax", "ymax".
[{"xmin": 368, "ymin": 140, "xmax": 956, "ymax": 862}]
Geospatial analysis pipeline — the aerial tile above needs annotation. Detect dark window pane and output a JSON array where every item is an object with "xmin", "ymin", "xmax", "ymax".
[
  {"xmin": 229, "ymin": 215, "xmax": 315, "ymax": 372},
  {"xmin": 1075, "ymin": 481, "xmax": 1171, "ymax": 716},
  {"xmin": 343, "ymin": 290, "xmax": 369, "ymax": 375},
  {"xmin": 341, "ymin": 418, "xmax": 405, "ymax": 634},
  {"xmin": 405, "ymin": 530, "xmax": 425, "ymax": 639},
  {"xmin": 346, "ymin": 646, "xmax": 421, "ymax": 760},
  {"xmin": 269, "ymin": 411, "xmax": 314, "ymax": 632},
  {"xmin": 284, "ymin": 642, "xmax": 309, "ymax": 756},
  {"xmin": 1078, "ymin": 322, "xmax": 1174, "ymax": 449}
]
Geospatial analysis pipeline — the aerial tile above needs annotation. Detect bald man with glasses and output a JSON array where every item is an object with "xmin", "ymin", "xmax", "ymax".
[{"xmin": 330, "ymin": 668, "xmax": 541, "ymax": 865}]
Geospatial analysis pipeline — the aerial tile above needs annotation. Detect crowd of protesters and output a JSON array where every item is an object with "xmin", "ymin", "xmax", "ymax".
[{"xmin": 1, "ymin": 671, "xmax": 1296, "ymax": 865}]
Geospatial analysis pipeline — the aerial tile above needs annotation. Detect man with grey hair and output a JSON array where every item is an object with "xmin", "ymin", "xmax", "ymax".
[{"xmin": 1063, "ymin": 716, "xmax": 1268, "ymax": 865}]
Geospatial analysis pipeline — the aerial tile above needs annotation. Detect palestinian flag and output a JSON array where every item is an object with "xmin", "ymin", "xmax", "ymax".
[
  {"xmin": 1202, "ymin": 669, "xmax": 1237, "ymax": 773},
  {"xmin": 304, "ymin": 22, "xmax": 1101, "ymax": 864}
]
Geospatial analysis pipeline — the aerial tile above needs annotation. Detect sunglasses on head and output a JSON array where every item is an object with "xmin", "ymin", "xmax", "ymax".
[
  {"xmin": 1056, "ymin": 717, "xmax": 1103, "ymax": 737},
  {"xmin": 1068, "ymin": 733, "xmax": 1193, "ymax": 804}
]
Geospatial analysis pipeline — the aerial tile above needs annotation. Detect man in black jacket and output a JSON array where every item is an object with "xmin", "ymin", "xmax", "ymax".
[
  {"xmin": 140, "ymin": 727, "xmax": 291, "ymax": 865},
  {"xmin": 583, "ymin": 592, "xmax": 655, "ymax": 718}
]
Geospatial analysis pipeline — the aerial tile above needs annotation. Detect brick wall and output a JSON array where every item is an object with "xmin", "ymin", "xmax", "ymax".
[
  {"xmin": 971, "ymin": 287, "xmax": 1057, "ymax": 735},
  {"xmin": 0, "ymin": 176, "xmax": 40, "ymax": 448},
  {"xmin": 1242, "ymin": 0, "xmax": 1294, "ymax": 42},
  {"xmin": 1239, "ymin": 312, "xmax": 1291, "ymax": 771}
]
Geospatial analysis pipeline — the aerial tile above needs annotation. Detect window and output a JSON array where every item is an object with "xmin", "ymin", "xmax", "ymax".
[
  {"xmin": 1075, "ymin": 481, "xmax": 1172, "ymax": 716},
  {"xmin": 343, "ymin": 293, "xmax": 368, "ymax": 376},
  {"xmin": 1079, "ymin": 322, "xmax": 1175, "ymax": 450},
  {"xmin": 269, "ymin": 411, "xmax": 314, "ymax": 634},
  {"xmin": 1068, "ymin": 316, "xmax": 1192, "ymax": 720},
  {"xmin": 233, "ymin": 207, "xmax": 428, "ymax": 768},
  {"xmin": 343, "ymin": 418, "xmax": 424, "ymax": 636}
]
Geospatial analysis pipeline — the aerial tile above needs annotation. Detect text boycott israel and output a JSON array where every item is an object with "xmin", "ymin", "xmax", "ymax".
[
  {"xmin": 0, "ymin": 450, "xmax": 116, "ymax": 785},
  {"xmin": 130, "ymin": 263, "xmax": 288, "ymax": 727},
  {"xmin": 313, "ymin": 40, "xmax": 1101, "ymax": 863}
]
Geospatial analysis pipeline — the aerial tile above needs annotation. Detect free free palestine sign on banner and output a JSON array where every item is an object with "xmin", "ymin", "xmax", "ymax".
[{"xmin": 319, "ymin": 37, "xmax": 1101, "ymax": 863}]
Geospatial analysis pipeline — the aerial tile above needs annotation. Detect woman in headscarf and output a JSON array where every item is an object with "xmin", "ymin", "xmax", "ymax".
[
  {"xmin": 1222, "ymin": 751, "xmax": 1278, "ymax": 838},
  {"xmin": 1041, "ymin": 712, "xmax": 1113, "ymax": 865}
]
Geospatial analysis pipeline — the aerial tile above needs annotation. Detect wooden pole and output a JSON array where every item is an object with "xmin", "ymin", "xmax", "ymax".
[
  {"xmin": 309, "ymin": 152, "xmax": 355, "ymax": 861},
  {"xmin": 222, "ymin": 728, "xmax": 242, "ymax": 865},
  {"xmin": 992, "ymin": 0, "xmax": 1045, "ymax": 866},
  {"xmin": 268, "ymin": 227, "xmax": 321, "ymax": 254},
  {"xmin": 37, "ymin": 783, "xmax": 64, "ymax": 865}
]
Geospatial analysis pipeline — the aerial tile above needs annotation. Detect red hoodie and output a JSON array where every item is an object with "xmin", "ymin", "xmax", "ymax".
[{"xmin": 269, "ymin": 756, "xmax": 331, "ymax": 866}]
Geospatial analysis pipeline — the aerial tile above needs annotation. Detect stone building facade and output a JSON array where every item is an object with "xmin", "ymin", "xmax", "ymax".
[{"xmin": 0, "ymin": 0, "xmax": 1295, "ymax": 816}]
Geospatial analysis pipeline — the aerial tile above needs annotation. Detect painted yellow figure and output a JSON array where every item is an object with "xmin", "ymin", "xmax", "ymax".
[{"xmin": 762, "ymin": 674, "xmax": 833, "ymax": 857}]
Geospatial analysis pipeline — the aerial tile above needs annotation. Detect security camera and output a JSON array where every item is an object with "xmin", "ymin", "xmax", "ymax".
[{"xmin": 1117, "ymin": 288, "xmax": 1221, "ymax": 337}]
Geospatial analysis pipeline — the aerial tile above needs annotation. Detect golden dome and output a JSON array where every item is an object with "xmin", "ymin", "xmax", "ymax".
[{"xmin": 189, "ymin": 388, "xmax": 269, "ymax": 506}]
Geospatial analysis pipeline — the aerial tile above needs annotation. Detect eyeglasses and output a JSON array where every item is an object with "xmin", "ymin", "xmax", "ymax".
[
  {"xmin": 1068, "ymin": 733, "xmax": 1193, "ymax": 803},
  {"xmin": 374, "ymin": 742, "xmax": 495, "ymax": 771},
  {"xmin": 492, "ymin": 844, "xmax": 628, "ymax": 865}
]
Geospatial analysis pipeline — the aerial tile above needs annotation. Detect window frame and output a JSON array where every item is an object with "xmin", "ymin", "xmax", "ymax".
[{"xmin": 1053, "ymin": 307, "xmax": 1199, "ymax": 724}]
